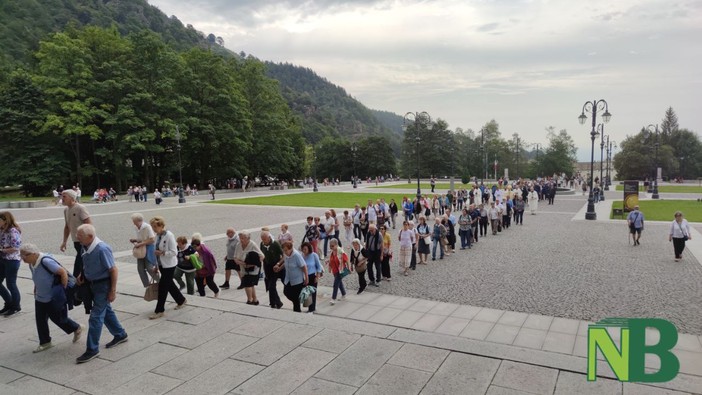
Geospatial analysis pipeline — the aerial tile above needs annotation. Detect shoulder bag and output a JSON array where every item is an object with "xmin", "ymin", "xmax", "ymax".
[{"xmin": 144, "ymin": 279, "xmax": 159, "ymax": 302}]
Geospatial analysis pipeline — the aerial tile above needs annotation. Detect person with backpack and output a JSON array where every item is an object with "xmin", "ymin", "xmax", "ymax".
[{"xmin": 21, "ymin": 243, "xmax": 83, "ymax": 353}]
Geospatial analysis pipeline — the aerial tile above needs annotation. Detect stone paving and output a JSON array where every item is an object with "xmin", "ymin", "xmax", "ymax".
[{"xmin": 1, "ymin": 182, "xmax": 702, "ymax": 394}]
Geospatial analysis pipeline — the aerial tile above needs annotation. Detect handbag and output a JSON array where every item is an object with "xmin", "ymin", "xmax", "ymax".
[
  {"xmin": 133, "ymin": 245, "xmax": 146, "ymax": 259},
  {"xmin": 144, "ymin": 279, "xmax": 159, "ymax": 302},
  {"xmin": 678, "ymin": 222, "xmax": 688, "ymax": 241},
  {"xmin": 190, "ymin": 254, "xmax": 204, "ymax": 270},
  {"xmin": 339, "ymin": 266, "xmax": 351, "ymax": 278}
]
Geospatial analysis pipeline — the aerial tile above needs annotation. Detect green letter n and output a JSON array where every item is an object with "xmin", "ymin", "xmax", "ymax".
[{"xmin": 588, "ymin": 325, "xmax": 629, "ymax": 381}]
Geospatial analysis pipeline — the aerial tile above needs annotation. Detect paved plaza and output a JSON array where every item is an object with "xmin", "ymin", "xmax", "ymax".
[{"xmin": 1, "ymin": 182, "xmax": 701, "ymax": 394}]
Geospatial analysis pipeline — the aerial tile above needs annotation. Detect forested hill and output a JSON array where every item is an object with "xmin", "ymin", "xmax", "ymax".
[
  {"xmin": 0, "ymin": 0, "xmax": 232, "ymax": 65},
  {"xmin": 265, "ymin": 62, "xmax": 402, "ymax": 152}
]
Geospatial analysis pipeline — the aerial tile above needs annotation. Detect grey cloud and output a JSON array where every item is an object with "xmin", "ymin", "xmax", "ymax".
[{"xmin": 477, "ymin": 22, "xmax": 499, "ymax": 32}]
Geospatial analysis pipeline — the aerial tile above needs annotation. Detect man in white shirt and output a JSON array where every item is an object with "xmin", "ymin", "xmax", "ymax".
[{"xmin": 323, "ymin": 211, "xmax": 335, "ymax": 258}]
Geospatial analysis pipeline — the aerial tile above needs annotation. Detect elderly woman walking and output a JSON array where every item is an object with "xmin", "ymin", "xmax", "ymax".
[
  {"xmin": 326, "ymin": 238, "xmax": 348, "ymax": 304},
  {"xmin": 21, "ymin": 243, "xmax": 83, "ymax": 352},
  {"xmin": 192, "ymin": 235, "xmax": 219, "ymax": 298},
  {"xmin": 416, "ymin": 216, "xmax": 431, "ymax": 265},
  {"xmin": 234, "ymin": 230, "xmax": 263, "ymax": 305},
  {"xmin": 0, "ymin": 211, "xmax": 22, "ymax": 316},
  {"xmin": 350, "ymin": 238, "xmax": 367, "ymax": 294},
  {"xmin": 301, "ymin": 242, "xmax": 322, "ymax": 312},
  {"xmin": 669, "ymin": 211, "xmax": 691, "ymax": 262},
  {"xmin": 397, "ymin": 221, "xmax": 415, "ymax": 276},
  {"xmin": 150, "ymin": 217, "xmax": 187, "ymax": 319},
  {"xmin": 129, "ymin": 213, "xmax": 159, "ymax": 288}
]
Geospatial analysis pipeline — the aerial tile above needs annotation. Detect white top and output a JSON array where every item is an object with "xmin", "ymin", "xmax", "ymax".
[
  {"xmin": 670, "ymin": 219, "xmax": 690, "ymax": 238},
  {"xmin": 398, "ymin": 229, "xmax": 415, "ymax": 247},
  {"xmin": 137, "ymin": 222, "xmax": 155, "ymax": 243},
  {"xmin": 367, "ymin": 205, "xmax": 377, "ymax": 222},
  {"xmin": 156, "ymin": 231, "xmax": 177, "ymax": 268},
  {"xmin": 324, "ymin": 216, "xmax": 335, "ymax": 234}
]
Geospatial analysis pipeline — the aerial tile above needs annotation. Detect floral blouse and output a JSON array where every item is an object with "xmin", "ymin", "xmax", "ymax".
[{"xmin": 0, "ymin": 227, "xmax": 21, "ymax": 261}]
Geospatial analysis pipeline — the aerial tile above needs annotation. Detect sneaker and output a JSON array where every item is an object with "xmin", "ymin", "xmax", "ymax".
[
  {"xmin": 105, "ymin": 334, "xmax": 128, "ymax": 349},
  {"xmin": 175, "ymin": 299, "xmax": 187, "ymax": 310},
  {"xmin": 73, "ymin": 324, "xmax": 84, "ymax": 343},
  {"xmin": 149, "ymin": 312, "xmax": 164, "ymax": 320},
  {"xmin": 219, "ymin": 282, "xmax": 230, "ymax": 289},
  {"xmin": 76, "ymin": 350, "xmax": 100, "ymax": 364},
  {"xmin": 340, "ymin": 295, "xmax": 346, "ymax": 301},
  {"xmin": 330, "ymin": 299, "xmax": 336, "ymax": 305},
  {"xmin": 307, "ymin": 311, "xmax": 315, "ymax": 314},
  {"xmin": 214, "ymin": 293, "xmax": 219, "ymax": 299},
  {"xmin": 33, "ymin": 342, "xmax": 54, "ymax": 353},
  {"xmin": 372, "ymin": 282, "xmax": 380, "ymax": 287}
]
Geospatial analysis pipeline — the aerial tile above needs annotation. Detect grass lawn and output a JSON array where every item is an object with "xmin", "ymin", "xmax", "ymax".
[
  {"xmin": 372, "ymin": 182, "xmax": 478, "ymax": 190},
  {"xmin": 211, "ymin": 192, "xmax": 413, "ymax": 208},
  {"xmin": 614, "ymin": 185, "xmax": 702, "ymax": 193},
  {"xmin": 610, "ymin": 200, "xmax": 702, "ymax": 222}
]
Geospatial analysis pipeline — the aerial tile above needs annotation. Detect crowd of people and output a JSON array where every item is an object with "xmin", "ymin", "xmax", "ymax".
[{"xmin": 0, "ymin": 181, "xmax": 695, "ymax": 366}]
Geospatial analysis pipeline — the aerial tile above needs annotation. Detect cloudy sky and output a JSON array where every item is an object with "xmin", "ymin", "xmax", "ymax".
[{"xmin": 149, "ymin": 0, "xmax": 701, "ymax": 160}]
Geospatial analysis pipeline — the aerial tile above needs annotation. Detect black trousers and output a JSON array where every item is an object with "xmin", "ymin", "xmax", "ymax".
[
  {"xmin": 366, "ymin": 250, "xmax": 382, "ymax": 283},
  {"xmin": 409, "ymin": 245, "xmax": 417, "ymax": 269},
  {"xmin": 472, "ymin": 223, "xmax": 479, "ymax": 242},
  {"xmin": 283, "ymin": 282, "xmax": 304, "ymax": 312},
  {"xmin": 381, "ymin": 255, "xmax": 391, "ymax": 279},
  {"xmin": 266, "ymin": 274, "xmax": 283, "ymax": 307},
  {"xmin": 307, "ymin": 274, "xmax": 318, "ymax": 312},
  {"xmin": 196, "ymin": 275, "xmax": 219, "ymax": 296},
  {"xmin": 357, "ymin": 270, "xmax": 367, "ymax": 293},
  {"xmin": 479, "ymin": 218, "xmax": 488, "ymax": 236},
  {"xmin": 673, "ymin": 237, "xmax": 686, "ymax": 258},
  {"xmin": 155, "ymin": 266, "xmax": 185, "ymax": 313},
  {"xmin": 35, "ymin": 300, "xmax": 79, "ymax": 345},
  {"xmin": 353, "ymin": 224, "xmax": 361, "ymax": 240},
  {"xmin": 515, "ymin": 211, "xmax": 524, "ymax": 225}
]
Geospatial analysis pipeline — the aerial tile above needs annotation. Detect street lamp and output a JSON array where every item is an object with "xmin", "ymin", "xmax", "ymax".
[
  {"xmin": 175, "ymin": 125, "xmax": 186, "ymax": 203},
  {"xmin": 480, "ymin": 127, "xmax": 487, "ymax": 183},
  {"xmin": 579, "ymin": 99, "xmax": 612, "ymax": 220},
  {"xmin": 605, "ymin": 136, "xmax": 614, "ymax": 191},
  {"xmin": 403, "ymin": 111, "xmax": 431, "ymax": 201},
  {"xmin": 351, "ymin": 143, "xmax": 358, "ymax": 188},
  {"xmin": 646, "ymin": 124, "xmax": 660, "ymax": 199},
  {"xmin": 313, "ymin": 148, "xmax": 318, "ymax": 192},
  {"xmin": 597, "ymin": 124, "xmax": 606, "ymax": 201},
  {"xmin": 536, "ymin": 143, "xmax": 541, "ymax": 180}
]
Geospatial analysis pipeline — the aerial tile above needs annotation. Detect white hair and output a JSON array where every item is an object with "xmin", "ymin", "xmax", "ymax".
[
  {"xmin": 131, "ymin": 213, "xmax": 144, "ymax": 221},
  {"xmin": 239, "ymin": 230, "xmax": 251, "ymax": 239},
  {"xmin": 20, "ymin": 243, "xmax": 41, "ymax": 255},
  {"xmin": 77, "ymin": 224, "xmax": 96, "ymax": 237},
  {"xmin": 191, "ymin": 232, "xmax": 203, "ymax": 242}
]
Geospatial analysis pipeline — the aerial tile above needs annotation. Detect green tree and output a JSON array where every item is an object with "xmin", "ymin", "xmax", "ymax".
[
  {"xmin": 536, "ymin": 127, "xmax": 577, "ymax": 177},
  {"xmin": 0, "ymin": 70, "xmax": 69, "ymax": 195}
]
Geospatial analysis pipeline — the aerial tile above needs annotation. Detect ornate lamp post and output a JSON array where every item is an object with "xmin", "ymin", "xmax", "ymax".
[
  {"xmin": 605, "ymin": 136, "xmax": 613, "ymax": 191},
  {"xmin": 403, "ymin": 112, "xmax": 431, "ymax": 201},
  {"xmin": 646, "ymin": 124, "xmax": 660, "ymax": 199},
  {"xmin": 351, "ymin": 143, "xmax": 358, "ymax": 188},
  {"xmin": 597, "ymin": 124, "xmax": 606, "ymax": 201},
  {"xmin": 578, "ymin": 99, "xmax": 612, "ymax": 220},
  {"xmin": 535, "ymin": 143, "xmax": 541, "ymax": 179},
  {"xmin": 175, "ymin": 125, "xmax": 186, "ymax": 203}
]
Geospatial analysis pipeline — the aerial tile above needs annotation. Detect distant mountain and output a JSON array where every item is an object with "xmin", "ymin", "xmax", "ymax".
[
  {"xmin": 0, "ymin": 0, "xmax": 234, "ymax": 65},
  {"xmin": 264, "ymin": 62, "xmax": 402, "ymax": 152},
  {"xmin": 0, "ymin": 0, "xmax": 404, "ymax": 151}
]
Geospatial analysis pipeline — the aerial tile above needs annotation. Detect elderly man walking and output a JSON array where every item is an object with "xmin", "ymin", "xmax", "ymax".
[
  {"xmin": 75, "ymin": 224, "xmax": 127, "ymax": 364},
  {"xmin": 59, "ymin": 189, "xmax": 92, "ymax": 312}
]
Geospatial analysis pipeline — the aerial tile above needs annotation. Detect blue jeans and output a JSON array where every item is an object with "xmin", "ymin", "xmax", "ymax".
[
  {"xmin": 332, "ymin": 273, "xmax": 346, "ymax": 300},
  {"xmin": 432, "ymin": 239, "xmax": 443, "ymax": 259},
  {"xmin": 459, "ymin": 229, "xmax": 472, "ymax": 248},
  {"xmin": 87, "ymin": 280, "xmax": 126, "ymax": 353},
  {"xmin": 0, "ymin": 259, "xmax": 21, "ymax": 310}
]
